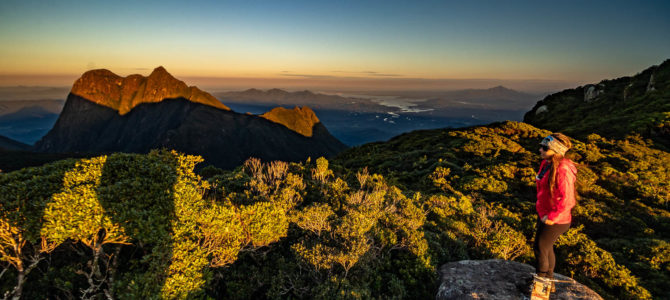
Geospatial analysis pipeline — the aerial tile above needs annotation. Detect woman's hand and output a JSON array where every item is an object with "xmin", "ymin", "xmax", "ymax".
[{"xmin": 541, "ymin": 215, "xmax": 555, "ymax": 225}]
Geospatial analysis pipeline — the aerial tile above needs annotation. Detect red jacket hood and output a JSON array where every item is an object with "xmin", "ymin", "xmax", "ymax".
[{"xmin": 560, "ymin": 158, "xmax": 577, "ymax": 175}]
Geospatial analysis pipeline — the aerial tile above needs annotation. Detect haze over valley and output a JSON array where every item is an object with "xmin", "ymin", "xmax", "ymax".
[{"xmin": 1, "ymin": 83, "xmax": 544, "ymax": 146}]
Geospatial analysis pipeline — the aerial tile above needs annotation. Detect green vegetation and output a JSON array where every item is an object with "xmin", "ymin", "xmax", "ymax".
[
  {"xmin": 334, "ymin": 121, "xmax": 668, "ymax": 299},
  {"xmin": 2, "ymin": 120, "xmax": 667, "ymax": 299},
  {"xmin": 524, "ymin": 59, "xmax": 670, "ymax": 151},
  {"xmin": 0, "ymin": 150, "xmax": 433, "ymax": 299}
]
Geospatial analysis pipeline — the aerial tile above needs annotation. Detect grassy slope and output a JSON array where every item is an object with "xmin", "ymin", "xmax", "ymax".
[{"xmin": 524, "ymin": 59, "xmax": 670, "ymax": 151}]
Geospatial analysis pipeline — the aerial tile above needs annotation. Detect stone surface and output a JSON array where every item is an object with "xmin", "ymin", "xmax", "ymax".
[
  {"xmin": 436, "ymin": 259, "xmax": 602, "ymax": 300},
  {"xmin": 71, "ymin": 66, "xmax": 230, "ymax": 114},
  {"xmin": 646, "ymin": 73, "xmax": 656, "ymax": 92},
  {"xmin": 261, "ymin": 106, "xmax": 320, "ymax": 137},
  {"xmin": 535, "ymin": 105, "xmax": 549, "ymax": 115},
  {"xmin": 583, "ymin": 84, "xmax": 603, "ymax": 102}
]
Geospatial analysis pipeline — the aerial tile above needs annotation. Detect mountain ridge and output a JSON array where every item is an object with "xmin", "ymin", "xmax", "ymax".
[
  {"xmin": 0, "ymin": 134, "xmax": 29, "ymax": 151},
  {"xmin": 524, "ymin": 58, "xmax": 670, "ymax": 149},
  {"xmin": 71, "ymin": 66, "xmax": 230, "ymax": 114},
  {"xmin": 34, "ymin": 94, "xmax": 347, "ymax": 169}
]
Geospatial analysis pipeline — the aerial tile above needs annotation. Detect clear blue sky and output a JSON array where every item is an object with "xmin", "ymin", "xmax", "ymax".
[{"xmin": 1, "ymin": 0, "xmax": 669, "ymax": 85}]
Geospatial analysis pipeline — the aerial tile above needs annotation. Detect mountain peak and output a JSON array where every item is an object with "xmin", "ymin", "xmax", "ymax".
[
  {"xmin": 267, "ymin": 88, "xmax": 289, "ymax": 95},
  {"xmin": 70, "ymin": 67, "xmax": 229, "ymax": 115},
  {"xmin": 150, "ymin": 66, "xmax": 168, "ymax": 75},
  {"xmin": 489, "ymin": 85, "xmax": 510, "ymax": 91},
  {"xmin": 260, "ymin": 106, "xmax": 320, "ymax": 137}
]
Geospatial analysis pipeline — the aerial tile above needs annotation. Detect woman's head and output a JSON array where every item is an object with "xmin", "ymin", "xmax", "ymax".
[{"xmin": 539, "ymin": 133, "xmax": 571, "ymax": 160}]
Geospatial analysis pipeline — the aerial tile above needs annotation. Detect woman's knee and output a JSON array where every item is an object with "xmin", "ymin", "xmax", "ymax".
[{"xmin": 537, "ymin": 244, "xmax": 552, "ymax": 257}]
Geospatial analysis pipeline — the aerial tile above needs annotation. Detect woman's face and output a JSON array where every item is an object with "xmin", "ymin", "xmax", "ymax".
[{"xmin": 539, "ymin": 145, "xmax": 555, "ymax": 160}]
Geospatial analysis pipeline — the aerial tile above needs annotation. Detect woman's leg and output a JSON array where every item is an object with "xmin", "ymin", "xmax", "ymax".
[
  {"xmin": 536, "ymin": 222, "xmax": 570, "ymax": 278},
  {"xmin": 533, "ymin": 216, "xmax": 544, "ymax": 274},
  {"xmin": 547, "ymin": 244, "xmax": 555, "ymax": 278}
]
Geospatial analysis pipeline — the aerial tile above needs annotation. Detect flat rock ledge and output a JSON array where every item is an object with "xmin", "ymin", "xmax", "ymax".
[{"xmin": 436, "ymin": 259, "xmax": 603, "ymax": 300}]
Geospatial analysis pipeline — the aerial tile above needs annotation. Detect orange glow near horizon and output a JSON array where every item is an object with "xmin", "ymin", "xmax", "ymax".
[{"xmin": 2, "ymin": 1, "xmax": 669, "ymax": 93}]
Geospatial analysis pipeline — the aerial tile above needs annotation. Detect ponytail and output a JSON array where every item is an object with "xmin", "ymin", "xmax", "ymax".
[{"xmin": 548, "ymin": 133, "xmax": 572, "ymax": 205}]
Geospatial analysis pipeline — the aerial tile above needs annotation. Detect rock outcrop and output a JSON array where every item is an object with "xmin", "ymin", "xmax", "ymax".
[
  {"xmin": 71, "ymin": 66, "xmax": 230, "ymax": 115},
  {"xmin": 647, "ymin": 73, "xmax": 656, "ymax": 92},
  {"xmin": 436, "ymin": 259, "xmax": 602, "ymax": 300},
  {"xmin": 260, "ymin": 106, "xmax": 320, "ymax": 137},
  {"xmin": 535, "ymin": 105, "xmax": 548, "ymax": 115},
  {"xmin": 583, "ymin": 84, "xmax": 604, "ymax": 102}
]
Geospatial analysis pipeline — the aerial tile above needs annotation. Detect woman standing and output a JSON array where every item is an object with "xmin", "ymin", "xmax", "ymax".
[{"xmin": 533, "ymin": 133, "xmax": 577, "ymax": 290}]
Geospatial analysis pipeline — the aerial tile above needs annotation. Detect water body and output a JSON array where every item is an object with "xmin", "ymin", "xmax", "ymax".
[{"xmin": 317, "ymin": 92, "xmax": 434, "ymax": 113}]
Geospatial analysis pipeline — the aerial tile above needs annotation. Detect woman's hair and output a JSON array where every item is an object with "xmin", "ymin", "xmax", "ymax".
[{"xmin": 548, "ymin": 133, "xmax": 572, "ymax": 203}]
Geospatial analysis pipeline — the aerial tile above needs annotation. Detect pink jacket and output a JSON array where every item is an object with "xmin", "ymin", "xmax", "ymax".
[{"xmin": 536, "ymin": 158, "xmax": 577, "ymax": 224}]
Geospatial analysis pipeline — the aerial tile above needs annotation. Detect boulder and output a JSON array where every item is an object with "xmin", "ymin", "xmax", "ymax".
[
  {"xmin": 583, "ymin": 84, "xmax": 604, "ymax": 102},
  {"xmin": 436, "ymin": 259, "xmax": 602, "ymax": 300},
  {"xmin": 646, "ymin": 74, "xmax": 656, "ymax": 92}
]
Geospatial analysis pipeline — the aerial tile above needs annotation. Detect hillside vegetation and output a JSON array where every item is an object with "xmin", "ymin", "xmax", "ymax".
[
  {"xmin": 334, "ymin": 120, "xmax": 669, "ymax": 299},
  {"xmin": 524, "ymin": 59, "xmax": 670, "ymax": 150},
  {"xmin": 2, "ymin": 120, "xmax": 668, "ymax": 299}
]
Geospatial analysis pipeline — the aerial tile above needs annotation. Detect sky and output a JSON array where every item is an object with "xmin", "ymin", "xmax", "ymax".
[{"xmin": 0, "ymin": 0, "xmax": 669, "ymax": 92}]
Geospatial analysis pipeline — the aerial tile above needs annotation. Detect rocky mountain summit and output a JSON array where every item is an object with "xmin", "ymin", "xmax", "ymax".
[
  {"xmin": 34, "ymin": 67, "xmax": 347, "ymax": 169},
  {"xmin": 71, "ymin": 66, "xmax": 230, "ymax": 114}
]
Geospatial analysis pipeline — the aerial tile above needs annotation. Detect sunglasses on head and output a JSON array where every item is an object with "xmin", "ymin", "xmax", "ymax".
[{"xmin": 541, "ymin": 136, "xmax": 554, "ymax": 144}]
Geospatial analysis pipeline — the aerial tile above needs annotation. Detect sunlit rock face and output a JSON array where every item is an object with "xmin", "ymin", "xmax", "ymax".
[
  {"xmin": 70, "ymin": 66, "xmax": 230, "ymax": 114},
  {"xmin": 583, "ymin": 84, "xmax": 604, "ymax": 103},
  {"xmin": 260, "ymin": 106, "xmax": 320, "ymax": 137}
]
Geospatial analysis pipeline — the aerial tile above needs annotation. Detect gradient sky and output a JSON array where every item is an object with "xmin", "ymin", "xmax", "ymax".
[{"xmin": 1, "ymin": 0, "xmax": 669, "ymax": 89}]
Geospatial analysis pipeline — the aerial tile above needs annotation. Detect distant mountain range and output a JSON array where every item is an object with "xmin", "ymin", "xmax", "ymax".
[
  {"xmin": 0, "ymin": 104, "xmax": 61, "ymax": 144},
  {"xmin": 218, "ymin": 85, "xmax": 538, "ymax": 112},
  {"xmin": 0, "ymin": 86, "xmax": 69, "ymax": 101},
  {"xmin": 1, "ymin": 78, "xmax": 542, "ymax": 147},
  {"xmin": 0, "ymin": 94, "xmax": 67, "ymax": 144},
  {"xmin": 218, "ymin": 86, "xmax": 540, "ymax": 145},
  {"xmin": 33, "ymin": 67, "xmax": 347, "ymax": 169},
  {"xmin": 0, "ymin": 99, "xmax": 64, "ymax": 116},
  {"xmin": 416, "ymin": 85, "xmax": 539, "ymax": 111},
  {"xmin": 0, "ymin": 134, "xmax": 29, "ymax": 151},
  {"xmin": 218, "ymin": 88, "xmax": 385, "ymax": 113}
]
